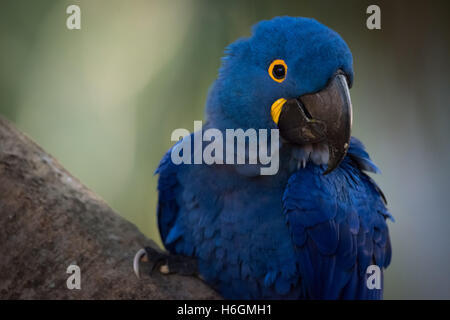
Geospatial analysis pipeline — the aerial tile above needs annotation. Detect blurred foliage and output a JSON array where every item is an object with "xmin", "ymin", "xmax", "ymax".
[{"xmin": 1, "ymin": 0, "xmax": 449, "ymax": 299}]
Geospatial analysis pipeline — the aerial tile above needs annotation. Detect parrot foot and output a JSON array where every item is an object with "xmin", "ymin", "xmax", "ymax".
[{"xmin": 133, "ymin": 247, "xmax": 198, "ymax": 279}]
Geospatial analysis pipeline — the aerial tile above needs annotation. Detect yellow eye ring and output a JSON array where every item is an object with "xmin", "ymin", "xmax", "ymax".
[{"xmin": 268, "ymin": 59, "xmax": 287, "ymax": 83}]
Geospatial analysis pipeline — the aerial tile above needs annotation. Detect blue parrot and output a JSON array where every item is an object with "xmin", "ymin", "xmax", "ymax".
[{"xmin": 153, "ymin": 16, "xmax": 392, "ymax": 299}]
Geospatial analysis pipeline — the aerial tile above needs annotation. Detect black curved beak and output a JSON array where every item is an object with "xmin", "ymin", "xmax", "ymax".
[{"xmin": 275, "ymin": 73, "xmax": 352, "ymax": 174}]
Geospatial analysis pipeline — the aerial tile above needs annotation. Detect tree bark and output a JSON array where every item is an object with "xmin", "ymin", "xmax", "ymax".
[{"xmin": 0, "ymin": 116, "xmax": 220, "ymax": 299}]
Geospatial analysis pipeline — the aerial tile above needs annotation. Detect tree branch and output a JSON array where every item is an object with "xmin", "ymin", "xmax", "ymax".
[{"xmin": 0, "ymin": 116, "xmax": 219, "ymax": 299}]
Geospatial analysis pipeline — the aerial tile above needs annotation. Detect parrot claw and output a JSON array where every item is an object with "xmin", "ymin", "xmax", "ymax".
[
  {"xmin": 133, "ymin": 248, "xmax": 146, "ymax": 279},
  {"xmin": 133, "ymin": 246, "xmax": 198, "ymax": 279}
]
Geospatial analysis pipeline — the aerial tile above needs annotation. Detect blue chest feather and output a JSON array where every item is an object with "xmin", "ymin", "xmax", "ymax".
[{"xmin": 156, "ymin": 137, "xmax": 392, "ymax": 299}]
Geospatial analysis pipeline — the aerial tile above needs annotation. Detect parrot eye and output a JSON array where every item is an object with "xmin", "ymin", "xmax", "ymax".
[{"xmin": 268, "ymin": 59, "xmax": 287, "ymax": 83}]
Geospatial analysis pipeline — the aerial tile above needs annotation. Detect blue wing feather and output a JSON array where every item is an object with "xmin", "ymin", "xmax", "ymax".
[
  {"xmin": 282, "ymin": 138, "xmax": 392, "ymax": 299},
  {"xmin": 155, "ymin": 146, "xmax": 181, "ymax": 249}
]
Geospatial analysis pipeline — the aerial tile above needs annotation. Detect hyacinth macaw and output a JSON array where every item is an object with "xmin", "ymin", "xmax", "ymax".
[{"xmin": 147, "ymin": 16, "xmax": 392, "ymax": 299}]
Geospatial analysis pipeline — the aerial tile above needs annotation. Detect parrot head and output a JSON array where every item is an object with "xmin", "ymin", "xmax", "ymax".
[{"xmin": 206, "ymin": 16, "xmax": 354, "ymax": 173}]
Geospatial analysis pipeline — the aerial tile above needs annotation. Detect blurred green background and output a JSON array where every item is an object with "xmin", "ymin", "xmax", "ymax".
[{"xmin": 1, "ymin": 0, "xmax": 449, "ymax": 299}]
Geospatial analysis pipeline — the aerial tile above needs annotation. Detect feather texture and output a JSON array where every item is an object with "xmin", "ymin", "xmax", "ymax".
[{"xmin": 156, "ymin": 136, "xmax": 392, "ymax": 299}]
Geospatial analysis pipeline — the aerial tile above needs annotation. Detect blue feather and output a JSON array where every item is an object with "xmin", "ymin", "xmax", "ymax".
[{"xmin": 155, "ymin": 16, "xmax": 392, "ymax": 299}]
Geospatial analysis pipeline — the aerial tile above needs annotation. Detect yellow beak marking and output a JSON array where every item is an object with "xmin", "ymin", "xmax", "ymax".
[{"xmin": 270, "ymin": 98, "xmax": 287, "ymax": 125}]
